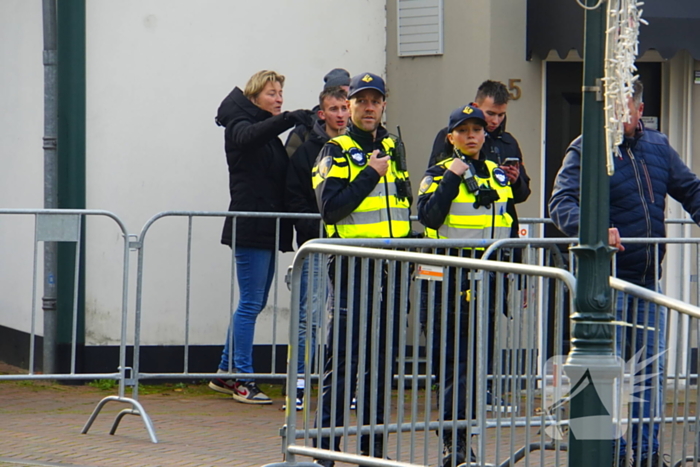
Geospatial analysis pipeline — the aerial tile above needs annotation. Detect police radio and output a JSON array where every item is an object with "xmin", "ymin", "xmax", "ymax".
[
  {"xmin": 393, "ymin": 126, "xmax": 412, "ymax": 203},
  {"xmin": 455, "ymin": 149, "xmax": 480, "ymax": 194},
  {"xmin": 394, "ymin": 126, "xmax": 409, "ymax": 172}
]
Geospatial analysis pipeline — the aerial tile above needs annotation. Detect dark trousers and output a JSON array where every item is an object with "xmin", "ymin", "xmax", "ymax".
[
  {"xmin": 315, "ymin": 256, "xmax": 405, "ymax": 454},
  {"xmin": 420, "ymin": 263, "xmax": 503, "ymax": 437}
]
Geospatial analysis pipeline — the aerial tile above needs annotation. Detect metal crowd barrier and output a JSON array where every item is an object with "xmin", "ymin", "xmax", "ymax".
[
  {"xmin": 265, "ymin": 239, "xmax": 578, "ymax": 467},
  {"xmin": 264, "ymin": 238, "xmax": 700, "ymax": 467},
  {"xmin": 0, "ymin": 209, "xmax": 157, "ymax": 443},
  {"xmin": 607, "ymin": 278, "xmax": 700, "ymax": 467},
  {"xmin": 3, "ymin": 209, "xmax": 699, "ymax": 459},
  {"xmin": 125, "ymin": 211, "xmax": 324, "ymax": 389}
]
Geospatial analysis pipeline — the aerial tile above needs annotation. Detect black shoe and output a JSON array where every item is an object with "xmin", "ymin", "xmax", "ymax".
[
  {"xmin": 313, "ymin": 459, "xmax": 334, "ymax": 467},
  {"xmin": 638, "ymin": 452, "xmax": 669, "ymax": 467},
  {"xmin": 360, "ymin": 436, "xmax": 387, "ymax": 458},
  {"xmin": 442, "ymin": 452, "xmax": 466, "ymax": 467},
  {"xmin": 441, "ymin": 432, "xmax": 471, "ymax": 467}
]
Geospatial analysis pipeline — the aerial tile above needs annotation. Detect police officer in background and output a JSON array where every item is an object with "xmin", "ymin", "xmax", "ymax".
[
  {"xmin": 418, "ymin": 104, "xmax": 514, "ymax": 467},
  {"xmin": 311, "ymin": 72, "xmax": 412, "ymax": 466}
]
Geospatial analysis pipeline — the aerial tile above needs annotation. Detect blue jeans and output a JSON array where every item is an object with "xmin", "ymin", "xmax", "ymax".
[
  {"xmin": 296, "ymin": 254, "xmax": 324, "ymax": 377},
  {"xmin": 615, "ymin": 287, "xmax": 666, "ymax": 458},
  {"xmin": 219, "ymin": 246, "xmax": 276, "ymax": 378}
]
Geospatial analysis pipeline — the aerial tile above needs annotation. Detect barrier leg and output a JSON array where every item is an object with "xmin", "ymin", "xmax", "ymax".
[
  {"xmin": 497, "ymin": 442, "xmax": 568, "ymax": 467},
  {"xmin": 261, "ymin": 463, "xmax": 317, "ymax": 467},
  {"xmin": 110, "ymin": 408, "xmax": 137, "ymax": 434},
  {"xmin": 81, "ymin": 395, "xmax": 158, "ymax": 443}
]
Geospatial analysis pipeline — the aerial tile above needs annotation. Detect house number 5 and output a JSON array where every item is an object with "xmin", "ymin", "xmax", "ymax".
[{"xmin": 508, "ymin": 79, "xmax": 522, "ymax": 100}]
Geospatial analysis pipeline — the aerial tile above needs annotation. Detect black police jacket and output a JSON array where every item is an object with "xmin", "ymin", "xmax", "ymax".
[{"xmin": 216, "ymin": 86, "xmax": 296, "ymax": 251}]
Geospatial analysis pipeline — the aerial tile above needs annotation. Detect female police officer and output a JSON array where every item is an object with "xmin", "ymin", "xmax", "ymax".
[{"xmin": 417, "ymin": 104, "xmax": 514, "ymax": 467}]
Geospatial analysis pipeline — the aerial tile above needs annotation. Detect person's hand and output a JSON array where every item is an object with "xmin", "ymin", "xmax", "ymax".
[
  {"xmin": 286, "ymin": 109, "xmax": 314, "ymax": 127},
  {"xmin": 368, "ymin": 150, "xmax": 390, "ymax": 177},
  {"xmin": 448, "ymin": 158, "xmax": 468, "ymax": 177},
  {"xmin": 608, "ymin": 227, "xmax": 625, "ymax": 251},
  {"xmin": 500, "ymin": 164, "xmax": 520, "ymax": 183}
]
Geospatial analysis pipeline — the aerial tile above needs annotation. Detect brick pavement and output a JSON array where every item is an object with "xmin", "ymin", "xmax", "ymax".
[
  {"xmin": 0, "ymin": 378, "xmax": 564, "ymax": 467},
  {"xmin": 0, "ymin": 381, "xmax": 293, "ymax": 467},
  {"xmin": 0, "ymin": 378, "xmax": 569, "ymax": 467},
  {"xmin": 1, "ymin": 372, "xmax": 695, "ymax": 467}
]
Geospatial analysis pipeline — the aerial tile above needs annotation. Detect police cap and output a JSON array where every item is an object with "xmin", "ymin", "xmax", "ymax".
[
  {"xmin": 348, "ymin": 73, "xmax": 386, "ymax": 98},
  {"xmin": 447, "ymin": 104, "xmax": 487, "ymax": 132}
]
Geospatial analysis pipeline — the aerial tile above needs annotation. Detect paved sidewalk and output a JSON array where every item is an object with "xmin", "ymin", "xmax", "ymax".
[
  {"xmin": 2, "ymin": 366, "xmax": 694, "ymax": 467},
  {"xmin": 0, "ymin": 378, "xmax": 561, "ymax": 467},
  {"xmin": 0, "ymin": 380, "xmax": 292, "ymax": 467}
]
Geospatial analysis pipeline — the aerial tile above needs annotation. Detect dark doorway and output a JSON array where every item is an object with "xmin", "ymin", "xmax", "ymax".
[{"xmin": 543, "ymin": 61, "xmax": 662, "ymax": 237}]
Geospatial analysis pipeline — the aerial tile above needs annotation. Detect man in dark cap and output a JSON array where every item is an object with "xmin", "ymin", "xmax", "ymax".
[
  {"xmin": 285, "ymin": 68, "xmax": 351, "ymax": 157},
  {"xmin": 310, "ymin": 72, "xmax": 412, "ymax": 466}
]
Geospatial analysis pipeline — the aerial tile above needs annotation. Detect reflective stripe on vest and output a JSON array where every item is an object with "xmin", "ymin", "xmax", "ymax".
[
  {"xmin": 326, "ymin": 135, "xmax": 410, "ymax": 239},
  {"xmin": 425, "ymin": 158, "xmax": 513, "ymax": 243}
]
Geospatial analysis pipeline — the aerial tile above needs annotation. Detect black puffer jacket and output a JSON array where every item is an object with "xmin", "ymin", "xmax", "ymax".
[
  {"xmin": 285, "ymin": 120, "xmax": 329, "ymax": 247},
  {"xmin": 216, "ymin": 86, "xmax": 295, "ymax": 251}
]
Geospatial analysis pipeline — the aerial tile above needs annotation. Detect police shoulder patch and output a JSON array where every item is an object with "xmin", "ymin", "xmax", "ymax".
[
  {"xmin": 347, "ymin": 147, "xmax": 367, "ymax": 166},
  {"xmin": 318, "ymin": 155, "xmax": 333, "ymax": 179},
  {"xmin": 418, "ymin": 175, "xmax": 434, "ymax": 194},
  {"xmin": 492, "ymin": 167, "xmax": 508, "ymax": 187}
]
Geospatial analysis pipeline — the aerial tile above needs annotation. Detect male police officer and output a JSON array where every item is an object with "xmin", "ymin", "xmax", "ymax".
[{"xmin": 311, "ymin": 73, "xmax": 412, "ymax": 466}]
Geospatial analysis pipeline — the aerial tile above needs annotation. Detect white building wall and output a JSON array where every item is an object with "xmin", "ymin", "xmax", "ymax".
[
  {"xmin": 0, "ymin": 0, "xmax": 387, "ymax": 346},
  {"xmin": 0, "ymin": 1, "xmax": 45, "ymax": 334}
]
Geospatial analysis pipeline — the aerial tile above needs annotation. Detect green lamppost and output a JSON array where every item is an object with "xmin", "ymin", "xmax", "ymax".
[{"xmin": 565, "ymin": 0, "xmax": 621, "ymax": 466}]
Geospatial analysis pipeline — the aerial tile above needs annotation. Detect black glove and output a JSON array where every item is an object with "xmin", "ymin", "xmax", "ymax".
[{"xmin": 285, "ymin": 109, "xmax": 314, "ymax": 128}]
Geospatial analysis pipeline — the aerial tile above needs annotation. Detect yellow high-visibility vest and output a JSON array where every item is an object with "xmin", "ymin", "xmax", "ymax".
[
  {"xmin": 423, "ymin": 158, "xmax": 513, "ymax": 242},
  {"xmin": 312, "ymin": 135, "xmax": 411, "ymax": 238}
]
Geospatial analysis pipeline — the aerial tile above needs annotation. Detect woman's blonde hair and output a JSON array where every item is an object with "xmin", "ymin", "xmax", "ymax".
[{"xmin": 243, "ymin": 70, "xmax": 285, "ymax": 99}]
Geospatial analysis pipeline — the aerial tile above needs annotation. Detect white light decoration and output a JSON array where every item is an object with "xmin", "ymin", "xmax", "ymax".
[{"xmin": 602, "ymin": 0, "xmax": 647, "ymax": 175}]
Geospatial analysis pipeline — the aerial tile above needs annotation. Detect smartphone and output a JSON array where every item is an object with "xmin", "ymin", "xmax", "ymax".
[{"xmin": 502, "ymin": 157, "xmax": 520, "ymax": 167}]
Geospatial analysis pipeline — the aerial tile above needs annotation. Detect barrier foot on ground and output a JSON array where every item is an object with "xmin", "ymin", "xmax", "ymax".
[
  {"xmin": 673, "ymin": 456, "xmax": 699, "ymax": 467},
  {"xmin": 261, "ymin": 463, "xmax": 318, "ymax": 467},
  {"xmin": 81, "ymin": 395, "xmax": 159, "ymax": 443},
  {"xmin": 497, "ymin": 442, "xmax": 567, "ymax": 467}
]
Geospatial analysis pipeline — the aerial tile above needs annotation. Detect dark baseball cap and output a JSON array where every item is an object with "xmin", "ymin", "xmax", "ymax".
[
  {"xmin": 447, "ymin": 104, "xmax": 487, "ymax": 132},
  {"xmin": 348, "ymin": 73, "xmax": 386, "ymax": 98}
]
